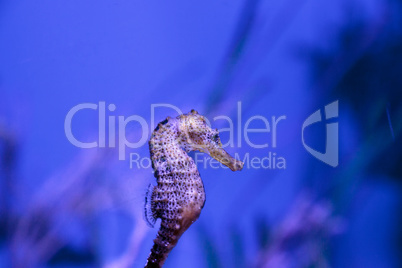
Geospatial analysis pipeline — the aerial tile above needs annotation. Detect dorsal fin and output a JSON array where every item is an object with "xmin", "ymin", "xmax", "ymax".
[{"xmin": 144, "ymin": 183, "xmax": 156, "ymax": 228}]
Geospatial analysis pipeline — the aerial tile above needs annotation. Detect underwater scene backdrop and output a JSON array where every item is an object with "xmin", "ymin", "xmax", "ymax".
[{"xmin": 0, "ymin": 0, "xmax": 401, "ymax": 267}]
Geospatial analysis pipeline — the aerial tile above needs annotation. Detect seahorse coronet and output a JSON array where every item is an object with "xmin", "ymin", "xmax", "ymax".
[{"xmin": 144, "ymin": 110, "xmax": 243, "ymax": 268}]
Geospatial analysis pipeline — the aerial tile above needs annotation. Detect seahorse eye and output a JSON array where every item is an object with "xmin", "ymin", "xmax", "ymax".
[{"xmin": 212, "ymin": 134, "xmax": 219, "ymax": 143}]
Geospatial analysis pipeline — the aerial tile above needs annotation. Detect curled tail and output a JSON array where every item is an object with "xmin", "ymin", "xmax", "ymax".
[
  {"xmin": 145, "ymin": 222, "xmax": 181, "ymax": 268},
  {"xmin": 145, "ymin": 204, "xmax": 203, "ymax": 268}
]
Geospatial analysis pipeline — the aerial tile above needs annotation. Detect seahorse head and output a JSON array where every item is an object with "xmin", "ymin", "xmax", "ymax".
[{"xmin": 179, "ymin": 110, "xmax": 243, "ymax": 171}]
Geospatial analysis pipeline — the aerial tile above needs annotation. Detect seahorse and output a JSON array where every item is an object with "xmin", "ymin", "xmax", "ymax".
[{"xmin": 144, "ymin": 110, "xmax": 243, "ymax": 268}]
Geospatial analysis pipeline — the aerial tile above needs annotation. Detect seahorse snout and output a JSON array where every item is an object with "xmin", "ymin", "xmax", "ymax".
[{"xmin": 210, "ymin": 148, "xmax": 244, "ymax": 172}]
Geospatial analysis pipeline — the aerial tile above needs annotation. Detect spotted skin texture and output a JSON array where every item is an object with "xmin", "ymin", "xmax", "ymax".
[{"xmin": 144, "ymin": 110, "xmax": 243, "ymax": 268}]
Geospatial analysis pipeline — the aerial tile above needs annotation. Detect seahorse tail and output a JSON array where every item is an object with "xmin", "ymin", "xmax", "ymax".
[{"xmin": 145, "ymin": 222, "xmax": 181, "ymax": 268}]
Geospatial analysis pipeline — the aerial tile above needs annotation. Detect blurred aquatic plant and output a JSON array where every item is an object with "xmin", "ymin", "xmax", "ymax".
[
  {"xmin": 0, "ymin": 122, "xmax": 18, "ymax": 241},
  {"xmin": 254, "ymin": 194, "xmax": 344, "ymax": 268},
  {"xmin": 294, "ymin": 1, "xmax": 402, "ymax": 224},
  {"xmin": 198, "ymin": 193, "xmax": 344, "ymax": 268},
  {"xmin": 304, "ymin": 0, "xmax": 402, "ymax": 181},
  {"xmin": 0, "ymin": 123, "xmax": 152, "ymax": 267},
  {"xmin": 299, "ymin": 0, "xmax": 402, "ymax": 266}
]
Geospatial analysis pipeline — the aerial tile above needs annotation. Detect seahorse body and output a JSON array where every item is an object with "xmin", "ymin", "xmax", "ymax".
[{"xmin": 144, "ymin": 110, "xmax": 243, "ymax": 268}]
